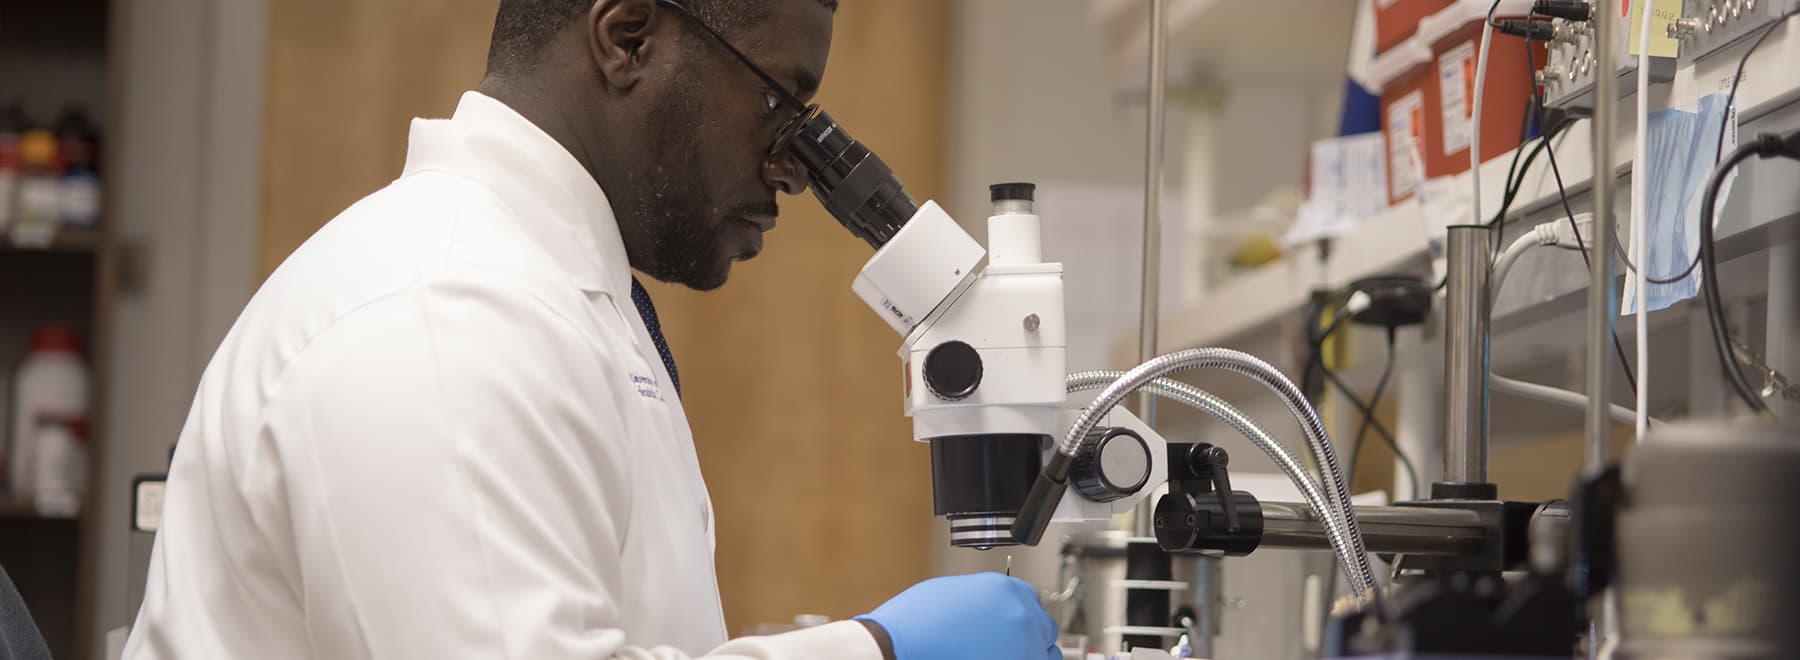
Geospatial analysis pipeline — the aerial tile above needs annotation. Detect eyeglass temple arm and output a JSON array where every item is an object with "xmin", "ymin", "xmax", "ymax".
[{"xmin": 651, "ymin": 0, "xmax": 808, "ymax": 111}]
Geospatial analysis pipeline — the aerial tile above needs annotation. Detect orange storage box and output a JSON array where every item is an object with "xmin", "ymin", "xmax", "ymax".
[
  {"xmin": 1380, "ymin": 56, "xmax": 1437, "ymax": 206},
  {"xmin": 1420, "ymin": 19, "xmax": 1547, "ymax": 180},
  {"xmin": 1375, "ymin": 0, "xmax": 1455, "ymax": 54}
]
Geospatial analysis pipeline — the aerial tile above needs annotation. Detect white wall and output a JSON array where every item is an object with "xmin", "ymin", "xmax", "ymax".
[
  {"xmin": 96, "ymin": 0, "xmax": 264, "ymax": 654},
  {"xmin": 944, "ymin": 0, "xmax": 1152, "ymax": 223},
  {"xmin": 938, "ymin": 0, "xmax": 1192, "ymax": 595}
]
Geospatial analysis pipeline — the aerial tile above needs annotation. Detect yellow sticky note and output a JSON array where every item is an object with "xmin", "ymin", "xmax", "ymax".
[{"xmin": 1627, "ymin": 0, "xmax": 1683, "ymax": 58}]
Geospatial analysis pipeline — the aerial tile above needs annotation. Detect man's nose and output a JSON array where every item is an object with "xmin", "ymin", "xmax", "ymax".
[{"xmin": 763, "ymin": 150, "xmax": 809, "ymax": 196}]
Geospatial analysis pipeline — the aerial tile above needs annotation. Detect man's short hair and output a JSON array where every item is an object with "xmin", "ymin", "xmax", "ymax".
[{"xmin": 487, "ymin": 0, "xmax": 836, "ymax": 75}]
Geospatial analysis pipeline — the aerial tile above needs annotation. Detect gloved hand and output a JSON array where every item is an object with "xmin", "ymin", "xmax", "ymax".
[{"xmin": 855, "ymin": 572, "xmax": 1061, "ymax": 660}]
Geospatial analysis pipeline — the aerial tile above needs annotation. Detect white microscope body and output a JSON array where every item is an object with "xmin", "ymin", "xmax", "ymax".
[{"xmin": 850, "ymin": 184, "xmax": 1165, "ymax": 548}]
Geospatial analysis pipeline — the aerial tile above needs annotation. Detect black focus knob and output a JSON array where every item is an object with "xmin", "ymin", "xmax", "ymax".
[
  {"xmin": 922, "ymin": 341, "xmax": 983, "ymax": 401},
  {"xmin": 1070, "ymin": 427, "xmax": 1152, "ymax": 503}
]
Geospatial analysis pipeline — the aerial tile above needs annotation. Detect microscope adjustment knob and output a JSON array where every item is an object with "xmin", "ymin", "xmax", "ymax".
[
  {"xmin": 922, "ymin": 340, "xmax": 983, "ymax": 401},
  {"xmin": 1071, "ymin": 427, "xmax": 1152, "ymax": 503}
]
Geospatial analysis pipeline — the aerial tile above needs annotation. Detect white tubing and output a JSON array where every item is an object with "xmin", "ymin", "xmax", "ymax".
[
  {"xmin": 1632, "ymin": 0, "xmax": 1654, "ymax": 440},
  {"xmin": 1492, "ymin": 373, "xmax": 1660, "ymax": 426},
  {"xmin": 1491, "ymin": 225, "xmax": 1557, "ymax": 302},
  {"xmin": 1472, "ymin": 17, "xmax": 1496, "ymax": 226}
]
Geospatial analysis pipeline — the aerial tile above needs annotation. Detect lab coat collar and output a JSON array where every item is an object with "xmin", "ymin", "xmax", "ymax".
[{"xmin": 402, "ymin": 91, "xmax": 631, "ymax": 295}]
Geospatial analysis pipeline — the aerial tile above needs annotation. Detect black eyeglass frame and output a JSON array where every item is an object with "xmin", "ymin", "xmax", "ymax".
[{"xmin": 652, "ymin": 0, "xmax": 821, "ymax": 158}]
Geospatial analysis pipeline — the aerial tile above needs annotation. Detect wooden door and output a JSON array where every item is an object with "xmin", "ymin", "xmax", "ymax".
[{"xmin": 645, "ymin": 1, "xmax": 951, "ymax": 631}]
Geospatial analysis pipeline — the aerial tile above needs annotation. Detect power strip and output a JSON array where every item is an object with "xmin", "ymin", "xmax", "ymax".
[
  {"xmin": 1669, "ymin": 0, "xmax": 1799, "ymax": 66},
  {"xmin": 1541, "ymin": 12, "xmax": 1678, "ymax": 113}
]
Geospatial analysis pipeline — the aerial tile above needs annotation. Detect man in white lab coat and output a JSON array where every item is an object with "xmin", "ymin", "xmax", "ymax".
[{"xmin": 124, "ymin": 1, "xmax": 1059, "ymax": 659}]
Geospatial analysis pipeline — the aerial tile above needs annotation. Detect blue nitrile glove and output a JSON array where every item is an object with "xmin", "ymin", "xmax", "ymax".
[{"xmin": 855, "ymin": 573, "xmax": 1061, "ymax": 660}]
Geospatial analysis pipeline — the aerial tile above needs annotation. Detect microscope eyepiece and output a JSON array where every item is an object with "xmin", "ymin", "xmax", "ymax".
[{"xmin": 781, "ymin": 107, "xmax": 918, "ymax": 249}]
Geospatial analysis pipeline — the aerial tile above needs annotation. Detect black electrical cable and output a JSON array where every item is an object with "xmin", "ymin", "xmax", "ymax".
[
  {"xmin": 1490, "ymin": 119, "xmax": 1558, "ymax": 264},
  {"xmin": 1348, "ymin": 327, "xmax": 1407, "ymax": 496},
  {"xmin": 1300, "ymin": 294, "xmax": 1356, "ymax": 397},
  {"xmin": 1537, "ymin": 129, "xmax": 1641, "ymax": 393},
  {"xmin": 1303, "ymin": 304, "xmax": 1422, "ymax": 498},
  {"xmin": 1523, "ymin": 14, "xmax": 1641, "ymax": 394},
  {"xmin": 1491, "ymin": 97, "xmax": 1546, "ymax": 265},
  {"xmin": 1321, "ymin": 352, "xmax": 1420, "ymax": 500},
  {"xmin": 1531, "ymin": 0, "xmax": 1592, "ymax": 22},
  {"xmin": 1699, "ymin": 140, "xmax": 1782, "ymax": 415}
]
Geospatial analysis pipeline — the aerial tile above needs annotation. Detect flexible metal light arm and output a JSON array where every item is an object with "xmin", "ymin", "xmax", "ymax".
[
  {"xmin": 1065, "ymin": 371, "xmax": 1370, "ymax": 597},
  {"xmin": 1023, "ymin": 349, "xmax": 1379, "ymax": 599}
]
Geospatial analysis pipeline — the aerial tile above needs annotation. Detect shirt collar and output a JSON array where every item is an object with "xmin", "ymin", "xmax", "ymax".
[{"xmin": 401, "ymin": 91, "xmax": 633, "ymax": 295}]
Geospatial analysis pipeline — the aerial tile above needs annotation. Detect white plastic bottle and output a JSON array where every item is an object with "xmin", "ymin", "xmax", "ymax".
[
  {"xmin": 32, "ymin": 417, "xmax": 85, "ymax": 517},
  {"xmin": 9, "ymin": 324, "xmax": 87, "ymax": 496}
]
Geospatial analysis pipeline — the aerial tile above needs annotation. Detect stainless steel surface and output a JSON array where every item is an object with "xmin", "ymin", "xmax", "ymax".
[
  {"xmin": 1586, "ymin": 0, "xmax": 1618, "ymax": 469},
  {"xmin": 1258, "ymin": 502, "xmax": 1487, "ymax": 556},
  {"xmin": 1768, "ymin": 239, "xmax": 1797, "ymax": 417},
  {"xmin": 1060, "ymin": 352, "xmax": 1377, "ymax": 600},
  {"xmin": 1442, "ymin": 225, "xmax": 1492, "ymax": 483},
  {"xmin": 994, "ymin": 198, "xmax": 1033, "ymax": 216},
  {"xmin": 1617, "ymin": 420, "xmax": 1800, "ymax": 658},
  {"xmin": 1133, "ymin": 0, "xmax": 1170, "ymax": 537},
  {"xmin": 1192, "ymin": 557, "xmax": 1221, "ymax": 658},
  {"xmin": 1135, "ymin": 0, "xmax": 1168, "ymax": 404}
]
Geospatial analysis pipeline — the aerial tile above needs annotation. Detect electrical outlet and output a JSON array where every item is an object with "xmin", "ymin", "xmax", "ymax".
[
  {"xmin": 1671, "ymin": 0, "xmax": 1800, "ymax": 66},
  {"xmin": 1542, "ymin": 9, "xmax": 1679, "ymax": 113}
]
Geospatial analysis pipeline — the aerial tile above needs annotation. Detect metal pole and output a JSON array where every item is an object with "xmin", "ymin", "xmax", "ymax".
[
  {"xmin": 1136, "ymin": 0, "xmax": 1169, "ymax": 409},
  {"xmin": 1132, "ymin": 0, "xmax": 1169, "ymax": 540},
  {"xmin": 1586, "ymin": 5, "xmax": 1621, "ymax": 657},
  {"xmin": 1767, "ymin": 239, "xmax": 1798, "ymax": 418},
  {"xmin": 1257, "ymin": 502, "xmax": 1490, "ymax": 556},
  {"xmin": 1442, "ymin": 226, "xmax": 1491, "ymax": 484},
  {"xmin": 1587, "ymin": 0, "xmax": 1619, "ymax": 469}
]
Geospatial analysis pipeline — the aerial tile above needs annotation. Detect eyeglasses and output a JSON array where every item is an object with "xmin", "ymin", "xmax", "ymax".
[{"xmin": 652, "ymin": 0, "xmax": 820, "ymax": 158}]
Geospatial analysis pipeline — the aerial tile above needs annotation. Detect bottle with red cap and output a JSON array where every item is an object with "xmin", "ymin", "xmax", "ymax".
[{"xmin": 8, "ymin": 323, "xmax": 88, "ymax": 497}]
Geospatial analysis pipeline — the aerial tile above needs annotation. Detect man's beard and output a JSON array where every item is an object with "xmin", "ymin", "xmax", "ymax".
[{"xmin": 625, "ymin": 82, "xmax": 734, "ymax": 292}]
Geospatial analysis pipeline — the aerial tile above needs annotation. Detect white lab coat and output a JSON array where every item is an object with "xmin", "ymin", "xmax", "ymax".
[{"xmin": 124, "ymin": 92, "xmax": 884, "ymax": 660}]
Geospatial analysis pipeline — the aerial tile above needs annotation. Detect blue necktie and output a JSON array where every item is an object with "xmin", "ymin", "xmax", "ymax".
[{"xmin": 630, "ymin": 277, "xmax": 680, "ymax": 397}]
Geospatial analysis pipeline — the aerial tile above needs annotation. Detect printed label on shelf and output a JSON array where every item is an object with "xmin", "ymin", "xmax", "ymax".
[
  {"xmin": 1387, "ymin": 89, "xmax": 1426, "ymax": 200},
  {"xmin": 1438, "ymin": 40, "xmax": 1475, "ymax": 158},
  {"xmin": 1287, "ymin": 132, "xmax": 1388, "ymax": 246}
]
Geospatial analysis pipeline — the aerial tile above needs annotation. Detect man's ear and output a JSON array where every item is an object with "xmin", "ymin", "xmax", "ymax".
[{"xmin": 589, "ymin": 0, "xmax": 662, "ymax": 90}]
